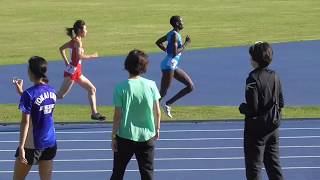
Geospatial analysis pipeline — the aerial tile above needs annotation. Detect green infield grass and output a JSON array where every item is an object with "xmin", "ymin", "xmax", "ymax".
[
  {"xmin": 0, "ymin": 0, "xmax": 320, "ymax": 65},
  {"xmin": 1, "ymin": 1, "xmax": 319, "ymax": 123},
  {"xmin": 1, "ymin": 104, "xmax": 320, "ymax": 124}
]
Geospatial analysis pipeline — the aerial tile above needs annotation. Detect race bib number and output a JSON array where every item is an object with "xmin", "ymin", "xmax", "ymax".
[
  {"xmin": 39, "ymin": 104, "xmax": 55, "ymax": 114},
  {"xmin": 65, "ymin": 64, "xmax": 77, "ymax": 74},
  {"xmin": 167, "ymin": 59, "xmax": 178, "ymax": 69}
]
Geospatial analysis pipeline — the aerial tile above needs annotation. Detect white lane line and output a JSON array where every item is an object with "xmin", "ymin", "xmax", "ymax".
[
  {"xmin": 1, "ymin": 166, "xmax": 320, "ymax": 173},
  {"xmin": 2, "ymin": 135, "xmax": 320, "ymax": 143},
  {"xmin": 157, "ymin": 145, "xmax": 320, "ymax": 150},
  {"xmin": 162, "ymin": 127, "xmax": 320, "ymax": 132},
  {"xmin": 1, "ymin": 127, "xmax": 320, "ymax": 134},
  {"xmin": 2, "ymin": 155, "xmax": 320, "ymax": 162},
  {"xmin": 1, "ymin": 145, "xmax": 320, "ymax": 152},
  {"xmin": 0, "ymin": 140, "xmax": 111, "ymax": 143},
  {"xmin": 160, "ymin": 136, "xmax": 320, "ymax": 140}
]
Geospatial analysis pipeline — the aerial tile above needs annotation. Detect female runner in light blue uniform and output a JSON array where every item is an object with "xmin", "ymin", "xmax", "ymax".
[{"xmin": 155, "ymin": 15, "xmax": 194, "ymax": 118}]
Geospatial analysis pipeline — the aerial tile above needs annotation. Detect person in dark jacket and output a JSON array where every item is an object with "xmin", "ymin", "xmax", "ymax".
[{"xmin": 239, "ymin": 42, "xmax": 284, "ymax": 180}]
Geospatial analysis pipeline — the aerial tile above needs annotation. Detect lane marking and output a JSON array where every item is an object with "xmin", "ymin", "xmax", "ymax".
[
  {"xmin": 2, "ymin": 155, "xmax": 320, "ymax": 162},
  {"xmin": 1, "ymin": 127, "xmax": 320, "ymax": 134},
  {"xmin": 1, "ymin": 145, "xmax": 320, "ymax": 152},
  {"xmin": 1, "ymin": 166, "xmax": 320, "ymax": 173},
  {"xmin": 2, "ymin": 135, "xmax": 320, "ymax": 143}
]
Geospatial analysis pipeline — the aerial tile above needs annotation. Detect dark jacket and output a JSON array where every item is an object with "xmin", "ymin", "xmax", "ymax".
[{"xmin": 239, "ymin": 68, "xmax": 284, "ymax": 134}]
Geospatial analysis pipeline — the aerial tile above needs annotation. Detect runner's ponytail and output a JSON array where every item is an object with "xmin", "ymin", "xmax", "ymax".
[
  {"xmin": 66, "ymin": 20, "xmax": 86, "ymax": 38},
  {"xmin": 66, "ymin": 28, "xmax": 75, "ymax": 38}
]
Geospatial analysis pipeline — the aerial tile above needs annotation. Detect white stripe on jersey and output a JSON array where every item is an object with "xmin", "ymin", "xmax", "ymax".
[{"xmin": 246, "ymin": 82, "xmax": 256, "ymax": 90}]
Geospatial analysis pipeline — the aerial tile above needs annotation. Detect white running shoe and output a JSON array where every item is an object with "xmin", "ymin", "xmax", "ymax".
[{"xmin": 162, "ymin": 104, "xmax": 172, "ymax": 118}]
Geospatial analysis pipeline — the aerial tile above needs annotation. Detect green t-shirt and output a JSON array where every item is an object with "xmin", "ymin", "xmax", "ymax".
[{"xmin": 113, "ymin": 77, "xmax": 161, "ymax": 142}]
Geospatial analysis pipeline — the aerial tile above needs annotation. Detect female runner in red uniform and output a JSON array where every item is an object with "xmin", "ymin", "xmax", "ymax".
[{"xmin": 56, "ymin": 20, "xmax": 106, "ymax": 120}]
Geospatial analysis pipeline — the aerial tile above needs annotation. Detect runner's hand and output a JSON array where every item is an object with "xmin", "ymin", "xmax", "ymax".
[
  {"xmin": 185, "ymin": 35, "xmax": 191, "ymax": 43},
  {"xmin": 92, "ymin": 52, "xmax": 99, "ymax": 58}
]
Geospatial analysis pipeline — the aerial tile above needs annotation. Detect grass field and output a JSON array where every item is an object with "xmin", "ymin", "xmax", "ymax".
[
  {"xmin": 1, "ymin": 1, "xmax": 319, "ymax": 123},
  {"xmin": 0, "ymin": 0, "xmax": 320, "ymax": 65},
  {"xmin": 1, "ymin": 104, "xmax": 320, "ymax": 124}
]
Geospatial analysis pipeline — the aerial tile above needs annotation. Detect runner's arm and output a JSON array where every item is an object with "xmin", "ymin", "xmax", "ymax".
[
  {"xmin": 155, "ymin": 35, "xmax": 167, "ymax": 52},
  {"xmin": 75, "ymin": 40, "xmax": 99, "ymax": 60},
  {"xmin": 59, "ymin": 41, "xmax": 71, "ymax": 66},
  {"xmin": 173, "ymin": 34, "xmax": 191, "ymax": 56}
]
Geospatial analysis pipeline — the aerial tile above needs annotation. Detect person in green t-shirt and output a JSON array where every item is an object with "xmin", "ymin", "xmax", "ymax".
[{"xmin": 110, "ymin": 49, "xmax": 161, "ymax": 180}]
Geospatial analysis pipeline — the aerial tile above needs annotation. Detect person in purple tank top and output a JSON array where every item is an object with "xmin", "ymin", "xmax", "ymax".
[{"xmin": 12, "ymin": 56, "xmax": 57, "ymax": 180}]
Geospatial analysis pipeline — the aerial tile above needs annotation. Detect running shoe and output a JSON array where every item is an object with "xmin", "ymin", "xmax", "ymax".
[
  {"xmin": 162, "ymin": 104, "xmax": 172, "ymax": 118},
  {"xmin": 91, "ymin": 113, "xmax": 106, "ymax": 121}
]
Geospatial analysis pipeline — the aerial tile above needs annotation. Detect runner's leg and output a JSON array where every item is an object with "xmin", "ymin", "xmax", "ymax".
[
  {"xmin": 166, "ymin": 68, "xmax": 194, "ymax": 105},
  {"xmin": 159, "ymin": 69, "xmax": 174, "ymax": 118},
  {"xmin": 159, "ymin": 70, "xmax": 174, "ymax": 102},
  {"xmin": 56, "ymin": 77, "xmax": 74, "ymax": 99},
  {"xmin": 76, "ymin": 75, "xmax": 98, "ymax": 115}
]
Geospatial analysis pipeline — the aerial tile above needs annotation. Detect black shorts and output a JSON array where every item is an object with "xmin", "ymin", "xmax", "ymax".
[{"xmin": 15, "ymin": 144, "xmax": 57, "ymax": 165}]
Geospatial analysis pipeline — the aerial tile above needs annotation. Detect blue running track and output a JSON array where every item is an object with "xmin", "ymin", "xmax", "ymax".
[
  {"xmin": 1, "ymin": 120, "xmax": 320, "ymax": 180},
  {"xmin": 1, "ymin": 41, "xmax": 320, "ymax": 180},
  {"xmin": 0, "ymin": 40, "xmax": 320, "ymax": 106}
]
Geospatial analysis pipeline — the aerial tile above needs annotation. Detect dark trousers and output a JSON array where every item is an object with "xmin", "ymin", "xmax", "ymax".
[
  {"xmin": 110, "ymin": 136, "xmax": 155, "ymax": 180},
  {"xmin": 244, "ymin": 129, "xmax": 284, "ymax": 180}
]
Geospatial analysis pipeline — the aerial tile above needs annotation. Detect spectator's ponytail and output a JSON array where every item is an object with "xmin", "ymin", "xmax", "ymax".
[{"xmin": 28, "ymin": 56, "xmax": 49, "ymax": 83}]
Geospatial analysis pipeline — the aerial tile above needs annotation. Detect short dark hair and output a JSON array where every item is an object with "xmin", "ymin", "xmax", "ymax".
[
  {"xmin": 124, "ymin": 49, "xmax": 149, "ymax": 76},
  {"xmin": 28, "ymin": 56, "xmax": 49, "ymax": 83},
  {"xmin": 249, "ymin": 42, "xmax": 273, "ymax": 68},
  {"xmin": 170, "ymin": 15, "xmax": 181, "ymax": 27}
]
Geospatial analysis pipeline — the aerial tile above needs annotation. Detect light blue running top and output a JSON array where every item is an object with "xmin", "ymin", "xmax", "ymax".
[
  {"xmin": 161, "ymin": 30, "xmax": 183, "ymax": 70},
  {"xmin": 166, "ymin": 30, "xmax": 183, "ymax": 56}
]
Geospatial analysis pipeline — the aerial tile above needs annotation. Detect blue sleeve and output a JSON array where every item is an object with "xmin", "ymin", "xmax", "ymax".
[
  {"xmin": 19, "ymin": 91, "xmax": 32, "ymax": 114},
  {"xmin": 113, "ymin": 86, "xmax": 122, "ymax": 108}
]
